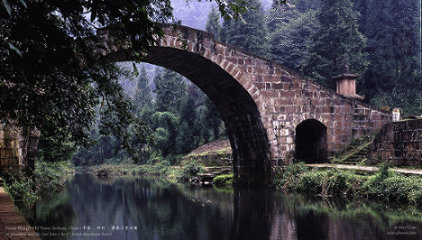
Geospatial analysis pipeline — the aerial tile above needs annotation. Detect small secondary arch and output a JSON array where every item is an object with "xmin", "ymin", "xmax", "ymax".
[{"xmin": 295, "ymin": 119, "xmax": 328, "ymax": 163}]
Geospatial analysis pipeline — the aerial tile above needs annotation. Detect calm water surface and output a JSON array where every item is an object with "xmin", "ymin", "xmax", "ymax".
[{"xmin": 31, "ymin": 173, "xmax": 422, "ymax": 240}]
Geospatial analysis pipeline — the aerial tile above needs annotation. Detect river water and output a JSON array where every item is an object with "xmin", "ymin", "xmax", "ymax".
[{"xmin": 30, "ymin": 173, "xmax": 422, "ymax": 240}]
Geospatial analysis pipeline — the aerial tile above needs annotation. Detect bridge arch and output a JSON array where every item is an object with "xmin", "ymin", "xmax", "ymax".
[
  {"xmin": 97, "ymin": 24, "xmax": 391, "ymax": 185},
  {"xmin": 106, "ymin": 26, "xmax": 272, "ymax": 185},
  {"xmin": 295, "ymin": 119, "xmax": 328, "ymax": 163}
]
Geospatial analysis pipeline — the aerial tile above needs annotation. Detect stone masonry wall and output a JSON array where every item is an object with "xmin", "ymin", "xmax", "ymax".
[
  {"xmin": 100, "ymin": 24, "xmax": 393, "ymax": 184},
  {"xmin": 106, "ymin": 25, "xmax": 392, "ymax": 167},
  {"xmin": 0, "ymin": 124, "xmax": 22, "ymax": 175},
  {"xmin": 0, "ymin": 124, "xmax": 40, "ymax": 175},
  {"xmin": 368, "ymin": 119, "xmax": 422, "ymax": 166}
]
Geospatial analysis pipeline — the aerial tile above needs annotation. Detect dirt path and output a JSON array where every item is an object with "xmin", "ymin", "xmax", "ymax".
[
  {"xmin": 306, "ymin": 164, "xmax": 422, "ymax": 176},
  {"xmin": 0, "ymin": 187, "xmax": 39, "ymax": 240}
]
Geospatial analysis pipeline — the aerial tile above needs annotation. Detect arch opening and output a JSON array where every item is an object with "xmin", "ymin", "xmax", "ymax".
[
  {"xmin": 295, "ymin": 119, "xmax": 328, "ymax": 163},
  {"xmin": 109, "ymin": 45, "xmax": 272, "ymax": 185}
]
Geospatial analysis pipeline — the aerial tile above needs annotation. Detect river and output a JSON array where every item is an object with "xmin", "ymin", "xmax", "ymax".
[{"xmin": 29, "ymin": 172, "xmax": 422, "ymax": 240}]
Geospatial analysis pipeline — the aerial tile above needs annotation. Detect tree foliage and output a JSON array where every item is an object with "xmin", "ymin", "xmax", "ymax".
[
  {"xmin": 0, "ymin": 0, "xmax": 175, "ymax": 152},
  {"xmin": 301, "ymin": 0, "xmax": 368, "ymax": 88},
  {"xmin": 269, "ymin": 8, "xmax": 319, "ymax": 71},
  {"xmin": 1, "ymin": 0, "xmax": 267, "ymax": 164},
  {"xmin": 220, "ymin": 0, "xmax": 269, "ymax": 56},
  {"xmin": 206, "ymin": 6, "xmax": 222, "ymax": 40},
  {"xmin": 355, "ymin": 0, "xmax": 421, "ymax": 114},
  {"xmin": 154, "ymin": 68, "xmax": 185, "ymax": 113},
  {"xmin": 134, "ymin": 66, "xmax": 153, "ymax": 110}
]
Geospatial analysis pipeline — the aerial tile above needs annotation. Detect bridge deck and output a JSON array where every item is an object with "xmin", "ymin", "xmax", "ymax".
[{"xmin": 0, "ymin": 187, "xmax": 39, "ymax": 240}]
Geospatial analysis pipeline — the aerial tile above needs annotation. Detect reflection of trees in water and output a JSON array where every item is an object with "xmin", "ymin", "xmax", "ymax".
[
  {"xmin": 33, "ymin": 174, "xmax": 422, "ymax": 240},
  {"xmin": 66, "ymin": 174, "xmax": 235, "ymax": 240},
  {"xmin": 33, "ymin": 191, "xmax": 75, "ymax": 240},
  {"xmin": 269, "ymin": 194, "xmax": 422, "ymax": 240}
]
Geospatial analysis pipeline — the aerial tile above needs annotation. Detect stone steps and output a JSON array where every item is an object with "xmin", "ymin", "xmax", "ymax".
[
  {"xmin": 333, "ymin": 136, "xmax": 374, "ymax": 165},
  {"xmin": 343, "ymin": 147, "xmax": 370, "ymax": 165}
]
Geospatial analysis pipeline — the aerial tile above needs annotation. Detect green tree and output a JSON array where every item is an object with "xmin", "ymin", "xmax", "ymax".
[
  {"xmin": 359, "ymin": 0, "xmax": 421, "ymax": 114},
  {"xmin": 301, "ymin": 0, "xmax": 368, "ymax": 88},
  {"xmin": 125, "ymin": 119, "xmax": 154, "ymax": 164},
  {"xmin": 134, "ymin": 66, "xmax": 153, "ymax": 111},
  {"xmin": 266, "ymin": 2, "xmax": 299, "ymax": 33},
  {"xmin": 269, "ymin": 9, "xmax": 319, "ymax": 71},
  {"xmin": 0, "ymin": 0, "xmax": 174, "ymax": 150},
  {"xmin": 154, "ymin": 68, "xmax": 185, "ymax": 113},
  {"xmin": 202, "ymin": 98, "xmax": 224, "ymax": 142},
  {"xmin": 220, "ymin": 0, "xmax": 269, "ymax": 57},
  {"xmin": 176, "ymin": 94, "xmax": 197, "ymax": 154},
  {"xmin": 152, "ymin": 112, "xmax": 178, "ymax": 157},
  {"xmin": 175, "ymin": 121, "xmax": 194, "ymax": 154},
  {"xmin": 294, "ymin": 0, "xmax": 321, "ymax": 12},
  {"xmin": 37, "ymin": 134, "xmax": 75, "ymax": 163},
  {"xmin": 206, "ymin": 6, "xmax": 222, "ymax": 40}
]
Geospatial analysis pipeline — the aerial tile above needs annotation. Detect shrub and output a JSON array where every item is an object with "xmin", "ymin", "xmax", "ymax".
[
  {"xmin": 151, "ymin": 160, "xmax": 171, "ymax": 175},
  {"xmin": 295, "ymin": 171, "xmax": 322, "ymax": 194},
  {"xmin": 275, "ymin": 163, "xmax": 422, "ymax": 208},
  {"xmin": 320, "ymin": 169, "xmax": 348, "ymax": 196},
  {"xmin": 3, "ymin": 169, "xmax": 38, "ymax": 207},
  {"xmin": 213, "ymin": 174, "xmax": 233, "ymax": 187},
  {"xmin": 35, "ymin": 161, "xmax": 74, "ymax": 193},
  {"xmin": 181, "ymin": 162, "xmax": 203, "ymax": 181},
  {"xmin": 277, "ymin": 162, "xmax": 308, "ymax": 189}
]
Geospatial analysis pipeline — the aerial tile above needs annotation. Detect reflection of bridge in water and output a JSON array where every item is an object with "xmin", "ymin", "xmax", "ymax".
[{"xmin": 103, "ymin": 24, "xmax": 391, "ymax": 184}]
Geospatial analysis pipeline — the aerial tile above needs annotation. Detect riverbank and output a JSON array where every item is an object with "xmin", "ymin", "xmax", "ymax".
[
  {"xmin": 87, "ymin": 163, "xmax": 185, "ymax": 183},
  {"xmin": 276, "ymin": 163, "xmax": 422, "ymax": 208},
  {"xmin": 87, "ymin": 162, "xmax": 234, "ymax": 188},
  {"xmin": 2, "ymin": 161, "xmax": 75, "ymax": 215},
  {"xmin": 88, "ymin": 162, "xmax": 422, "ymax": 208}
]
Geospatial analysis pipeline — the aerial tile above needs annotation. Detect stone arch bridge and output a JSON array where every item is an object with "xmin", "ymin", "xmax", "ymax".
[
  {"xmin": 102, "ymin": 24, "xmax": 391, "ymax": 185},
  {"xmin": 1, "ymin": 25, "xmax": 391, "ymax": 185}
]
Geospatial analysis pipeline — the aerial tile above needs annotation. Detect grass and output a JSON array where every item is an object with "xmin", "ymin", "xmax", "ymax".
[
  {"xmin": 212, "ymin": 174, "xmax": 233, "ymax": 187},
  {"xmin": 276, "ymin": 163, "xmax": 422, "ymax": 208},
  {"xmin": 180, "ymin": 148, "xmax": 232, "ymax": 167},
  {"xmin": 184, "ymin": 147, "xmax": 232, "ymax": 158}
]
